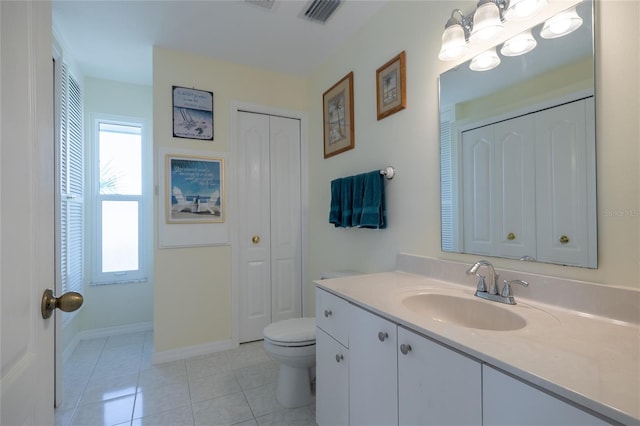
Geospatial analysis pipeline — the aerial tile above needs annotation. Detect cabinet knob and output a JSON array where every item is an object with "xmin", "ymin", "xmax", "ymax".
[
  {"xmin": 378, "ymin": 331, "xmax": 389, "ymax": 342},
  {"xmin": 335, "ymin": 354, "xmax": 344, "ymax": 363},
  {"xmin": 559, "ymin": 235, "xmax": 569, "ymax": 244},
  {"xmin": 324, "ymin": 309, "xmax": 332, "ymax": 318},
  {"xmin": 507, "ymin": 232, "xmax": 516, "ymax": 241},
  {"xmin": 400, "ymin": 343, "xmax": 412, "ymax": 355}
]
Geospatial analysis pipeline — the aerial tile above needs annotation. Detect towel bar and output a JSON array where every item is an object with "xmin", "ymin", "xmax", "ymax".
[{"xmin": 379, "ymin": 166, "xmax": 395, "ymax": 180}]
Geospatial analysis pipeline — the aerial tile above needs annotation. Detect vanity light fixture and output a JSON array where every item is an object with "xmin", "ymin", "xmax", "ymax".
[
  {"xmin": 500, "ymin": 29, "xmax": 537, "ymax": 56},
  {"xmin": 504, "ymin": 0, "xmax": 547, "ymax": 21},
  {"xmin": 469, "ymin": 0, "xmax": 506, "ymax": 41},
  {"xmin": 470, "ymin": 47, "xmax": 501, "ymax": 71},
  {"xmin": 540, "ymin": 6, "xmax": 583, "ymax": 39},
  {"xmin": 438, "ymin": 9, "xmax": 471, "ymax": 61}
]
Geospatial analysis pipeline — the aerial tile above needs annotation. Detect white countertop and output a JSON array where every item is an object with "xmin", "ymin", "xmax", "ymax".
[{"xmin": 316, "ymin": 271, "xmax": 640, "ymax": 425}]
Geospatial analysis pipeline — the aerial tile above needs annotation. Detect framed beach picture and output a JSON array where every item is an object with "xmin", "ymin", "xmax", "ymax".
[
  {"xmin": 172, "ymin": 86, "xmax": 214, "ymax": 140},
  {"xmin": 376, "ymin": 51, "xmax": 406, "ymax": 120},
  {"xmin": 165, "ymin": 154, "xmax": 224, "ymax": 224},
  {"xmin": 323, "ymin": 72, "xmax": 355, "ymax": 159}
]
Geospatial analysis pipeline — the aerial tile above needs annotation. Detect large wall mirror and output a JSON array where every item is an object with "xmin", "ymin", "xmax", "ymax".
[{"xmin": 439, "ymin": 0, "xmax": 596, "ymax": 268}]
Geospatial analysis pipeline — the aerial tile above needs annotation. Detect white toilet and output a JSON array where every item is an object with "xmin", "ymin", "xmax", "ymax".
[{"xmin": 263, "ymin": 317, "xmax": 316, "ymax": 408}]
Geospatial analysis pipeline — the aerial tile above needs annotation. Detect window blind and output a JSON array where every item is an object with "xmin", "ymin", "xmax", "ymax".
[{"xmin": 59, "ymin": 63, "xmax": 84, "ymax": 302}]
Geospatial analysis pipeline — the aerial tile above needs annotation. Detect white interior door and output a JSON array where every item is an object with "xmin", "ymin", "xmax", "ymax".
[
  {"xmin": 1, "ymin": 1, "xmax": 55, "ymax": 424},
  {"xmin": 237, "ymin": 111, "xmax": 301, "ymax": 342}
]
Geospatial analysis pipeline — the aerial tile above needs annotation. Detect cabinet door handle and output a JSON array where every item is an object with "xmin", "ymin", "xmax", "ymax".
[
  {"xmin": 378, "ymin": 331, "xmax": 389, "ymax": 342},
  {"xmin": 324, "ymin": 309, "xmax": 332, "ymax": 318},
  {"xmin": 335, "ymin": 354, "xmax": 344, "ymax": 363},
  {"xmin": 400, "ymin": 343, "xmax": 412, "ymax": 355}
]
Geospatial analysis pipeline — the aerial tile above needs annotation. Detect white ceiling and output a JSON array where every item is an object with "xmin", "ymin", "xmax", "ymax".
[{"xmin": 52, "ymin": 0, "xmax": 388, "ymax": 86}]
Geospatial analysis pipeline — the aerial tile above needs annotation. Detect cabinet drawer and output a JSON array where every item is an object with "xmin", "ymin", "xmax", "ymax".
[{"xmin": 316, "ymin": 287, "xmax": 350, "ymax": 346}]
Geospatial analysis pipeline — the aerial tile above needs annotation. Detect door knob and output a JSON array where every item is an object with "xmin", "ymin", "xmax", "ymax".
[
  {"xmin": 41, "ymin": 288, "xmax": 83, "ymax": 319},
  {"xmin": 252, "ymin": 235, "xmax": 260, "ymax": 244}
]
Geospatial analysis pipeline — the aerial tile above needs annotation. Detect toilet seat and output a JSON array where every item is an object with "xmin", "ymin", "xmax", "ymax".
[{"xmin": 263, "ymin": 317, "xmax": 316, "ymax": 347}]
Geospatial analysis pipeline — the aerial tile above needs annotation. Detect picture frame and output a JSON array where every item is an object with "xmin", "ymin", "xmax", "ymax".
[
  {"xmin": 376, "ymin": 51, "xmax": 406, "ymax": 120},
  {"xmin": 172, "ymin": 86, "xmax": 214, "ymax": 140},
  {"xmin": 165, "ymin": 154, "xmax": 224, "ymax": 224},
  {"xmin": 323, "ymin": 72, "xmax": 355, "ymax": 158}
]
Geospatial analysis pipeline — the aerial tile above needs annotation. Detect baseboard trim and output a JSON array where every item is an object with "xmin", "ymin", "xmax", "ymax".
[
  {"xmin": 153, "ymin": 339, "xmax": 237, "ymax": 365},
  {"xmin": 62, "ymin": 321, "xmax": 154, "ymax": 362}
]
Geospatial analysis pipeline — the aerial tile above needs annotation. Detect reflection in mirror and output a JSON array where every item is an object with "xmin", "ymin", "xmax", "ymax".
[{"xmin": 439, "ymin": 0, "xmax": 596, "ymax": 268}]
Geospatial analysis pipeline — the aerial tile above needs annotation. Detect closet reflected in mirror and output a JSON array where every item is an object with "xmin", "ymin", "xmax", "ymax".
[{"xmin": 439, "ymin": 0, "xmax": 596, "ymax": 268}]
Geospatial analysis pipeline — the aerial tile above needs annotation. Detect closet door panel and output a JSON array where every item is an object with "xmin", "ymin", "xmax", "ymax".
[
  {"xmin": 270, "ymin": 115, "xmax": 302, "ymax": 322},
  {"xmin": 494, "ymin": 116, "xmax": 536, "ymax": 259},
  {"xmin": 462, "ymin": 126, "xmax": 494, "ymax": 255}
]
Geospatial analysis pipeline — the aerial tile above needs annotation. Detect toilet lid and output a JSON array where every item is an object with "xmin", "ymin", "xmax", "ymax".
[{"xmin": 263, "ymin": 317, "xmax": 316, "ymax": 345}]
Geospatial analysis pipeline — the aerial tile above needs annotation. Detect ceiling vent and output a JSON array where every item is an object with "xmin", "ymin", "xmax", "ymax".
[
  {"xmin": 302, "ymin": 0, "xmax": 342, "ymax": 24},
  {"xmin": 245, "ymin": 0, "xmax": 275, "ymax": 9}
]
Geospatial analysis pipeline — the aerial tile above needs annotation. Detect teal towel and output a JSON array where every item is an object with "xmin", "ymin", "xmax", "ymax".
[
  {"xmin": 340, "ymin": 177, "xmax": 353, "ymax": 227},
  {"xmin": 329, "ymin": 177, "xmax": 342, "ymax": 227},
  {"xmin": 359, "ymin": 171, "xmax": 386, "ymax": 229},
  {"xmin": 351, "ymin": 173, "xmax": 366, "ymax": 226}
]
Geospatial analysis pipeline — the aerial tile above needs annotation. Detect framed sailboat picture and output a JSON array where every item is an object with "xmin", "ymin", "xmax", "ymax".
[{"xmin": 172, "ymin": 86, "xmax": 214, "ymax": 140}]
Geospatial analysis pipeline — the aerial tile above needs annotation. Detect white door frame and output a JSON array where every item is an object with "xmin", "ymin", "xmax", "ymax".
[{"xmin": 230, "ymin": 101, "xmax": 309, "ymax": 346}]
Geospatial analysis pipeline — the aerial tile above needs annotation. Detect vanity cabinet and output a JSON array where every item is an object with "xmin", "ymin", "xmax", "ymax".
[
  {"xmin": 346, "ymin": 303, "xmax": 482, "ymax": 425},
  {"xmin": 316, "ymin": 288, "xmax": 351, "ymax": 426},
  {"xmin": 348, "ymin": 305, "xmax": 398, "ymax": 425},
  {"xmin": 483, "ymin": 365, "xmax": 608, "ymax": 425},
  {"xmin": 461, "ymin": 97, "xmax": 596, "ymax": 267},
  {"xmin": 316, "ymin": 328, "xmax": 349, "ymax": 426},
  {"xmin": 397, "ymin": 326, "xmax": 482, "ymax": 425}
]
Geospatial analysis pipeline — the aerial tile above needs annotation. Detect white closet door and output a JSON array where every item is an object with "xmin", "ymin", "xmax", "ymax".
[
  {"xmin": 462, "ymin": 125, "xmax": 494, "ymax": 255},
  {"xmin": 535, "ymin": 99, "xmax": 593, "ymax": 266},
  {"xmin": 237, "ymin": 111, "xmax": 301, "ymax": 342},
  {"xmin": 494, "ymin": 116, "xmax": 536, "ymax": 260},
  {"xmin": 269, "ymin": 115, "xmax": 302, "ymax": 323},
  {"xmin": 238, "ymin": 112, "xmax": 272, "ymax": 342}
]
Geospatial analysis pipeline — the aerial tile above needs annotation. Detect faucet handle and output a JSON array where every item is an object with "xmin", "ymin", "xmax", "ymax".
[
  {"xmin": 476, "ymin": 276, "xmax": 487, "ymax": 292},
  {"xmin": 501, "ymin": 279, "xmax": 529, "ymax": 297}
]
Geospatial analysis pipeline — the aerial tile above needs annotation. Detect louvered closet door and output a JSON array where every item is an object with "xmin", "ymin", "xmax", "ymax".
[{"xmin": 237, "ymin": 111, "xmax": 301, "ymax": 343}]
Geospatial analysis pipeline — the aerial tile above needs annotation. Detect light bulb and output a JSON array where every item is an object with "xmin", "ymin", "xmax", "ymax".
[
  {"xmin": 541, "ymin": 6, "xmax": 583, "ymax": 39},
  {"xmin": 500, "ymin": 30, "xmax": 537, "ymax": 56},
  {"xmin": 504, "ymin": 0, "xmax": 547, "ymax": 21},
  {"xmin": 470, "ymin": 1, "xmax": 504, "ymax": 41},
  {"xmin": 470, "ymin": 47, "xmax": 501, "ymax": 71},
  {"xmin": 439, "ymin": 24, "xmax": 469, "ymax": 61}
]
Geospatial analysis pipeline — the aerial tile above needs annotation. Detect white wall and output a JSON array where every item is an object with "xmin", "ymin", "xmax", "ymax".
[
  {"xmin": 73, "ymin": 77, "xmax": 154, "ymax": 336},
  {"xmin": 306, "ymin": 0, "xmax": 639, "ymax": 313}
]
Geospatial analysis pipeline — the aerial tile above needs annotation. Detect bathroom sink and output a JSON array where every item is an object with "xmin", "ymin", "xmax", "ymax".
[{"xmin": 402, "ymin": 293, "xmax": 527, "ymax": 331}]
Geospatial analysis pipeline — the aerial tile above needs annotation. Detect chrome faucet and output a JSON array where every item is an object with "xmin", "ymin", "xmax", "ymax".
[
  {"xmin": 466, "ymin": 260, "xmax": 499, "ymax": 295},
  {"xmin": 466, "ymin": 260, "xmax": 529, "ymax": 305}
]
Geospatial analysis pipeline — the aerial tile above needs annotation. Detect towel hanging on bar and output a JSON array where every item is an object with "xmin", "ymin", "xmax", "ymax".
[{"xmin": 329, "ymin": 170, "xmax": 387, "ymax": 229}]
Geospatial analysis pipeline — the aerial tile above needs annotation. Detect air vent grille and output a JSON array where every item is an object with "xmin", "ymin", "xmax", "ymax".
[
  {"xmin": 303, "ymin": 0, "xmax": 342, "ymax": 23},
  {"xmin": 245, "ymin": 0, "xmax": 275, "ymax": 9}
]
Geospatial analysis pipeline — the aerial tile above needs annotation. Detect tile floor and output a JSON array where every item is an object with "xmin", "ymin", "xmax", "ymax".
[{"xmin": 55, "ymin": 331, "xmax": 317, "ymax": 426}]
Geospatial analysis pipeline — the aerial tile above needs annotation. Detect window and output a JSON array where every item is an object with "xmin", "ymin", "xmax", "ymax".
[{"xmin": 91, "ymin": 117, "xmax": 149, "ymax": 284}]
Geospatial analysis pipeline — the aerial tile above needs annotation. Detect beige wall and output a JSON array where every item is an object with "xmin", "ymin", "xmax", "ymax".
[
  {"xmin": 306, "ymin": 0, "xmax": 639, "ymax": 314},
  {"xmin": 153, "ymin": 1, "xmax": 639, "ymax": 354},
  {"xmin": 153, "ymin": 47, "xmax": 309, "ymax": 353}
]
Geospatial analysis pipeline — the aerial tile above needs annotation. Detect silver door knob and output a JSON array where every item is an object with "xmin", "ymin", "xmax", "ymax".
[
  {"xmin": 378, "ymin": 331, "xmax": 389, "ymax": 342},
  {"xmin": 41, "ymin": 288, "xmax": 83, "ymax": 319},
  {"xmin": 400, "ymin": 343, "xmax": 412, "ymax": 355}
]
